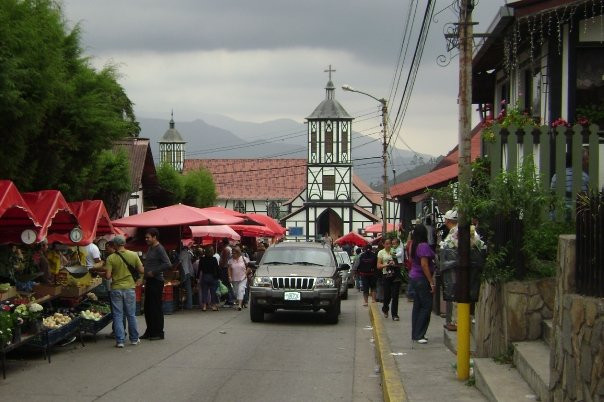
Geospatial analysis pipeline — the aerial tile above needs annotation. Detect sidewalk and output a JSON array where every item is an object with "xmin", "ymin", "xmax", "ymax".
[{"xmin": 369, "ymin": 295, "xmax": 486, "ymax": 401}]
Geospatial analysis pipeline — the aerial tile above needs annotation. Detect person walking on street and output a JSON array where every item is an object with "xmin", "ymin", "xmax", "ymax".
[
  {"xmin": 141, "ymin": 228, "xmax": 171, "ymax": 340},
  {"xmin": 356, "ymin": 244, "xmax": 378, "ymax": 306},
  {"xmin": 409, "ymin": 224, "xmax": 436, "ymax": 344},
  {"xmin": 228, "ymin": 247, "xmax": 249, "ymax": 311},
  {"xmin": 441, "ymin": 209, "xmax": 458, "ymax": 332},
  {"xmin": 198, "ymin": 246, "xmax": 220, "ymax": 311},
  {"xmin": 378, "ymin": 239, "xmax": 402, "ymax": 321},
  {"xmin": 218, "ymin": 238, "xmax": 235, "ymax": 306},
  {"xmin": 178, "ymin": 243, "xmax": 194, "ymax": 310},
  {"xmin": 105, "ymin": 235, "xmax": 144, "ymax": 348}
]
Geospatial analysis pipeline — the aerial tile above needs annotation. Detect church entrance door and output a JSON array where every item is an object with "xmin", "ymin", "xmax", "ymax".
[{"xmin": 316, "ymin": 209, "xmax": 343, "ymax": 241}]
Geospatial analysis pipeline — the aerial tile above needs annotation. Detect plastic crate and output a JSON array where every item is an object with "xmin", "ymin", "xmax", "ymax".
[
  {"xmin": 80, "ymin": 313, "xmax": 113, "ymax": 336},
  {"xmin": 28, "ymin": 317, "xmax": 81, "ymax": 347},
  {"xmin": 162, "ymin": 285, "xmax": 173, "ymax": 301},
  {"xmin": 162, "ymin": 300, "xmax": 174, "ymax": 315}
]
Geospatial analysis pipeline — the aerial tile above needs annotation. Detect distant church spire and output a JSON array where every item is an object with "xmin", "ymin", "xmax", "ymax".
[
  {"xmin": 170, "ymin": 109, "xmax": 175, "ymax": 129},
  {"xmin": 324, "ymin": 64, "xmax": 336, "ymax": 100}
]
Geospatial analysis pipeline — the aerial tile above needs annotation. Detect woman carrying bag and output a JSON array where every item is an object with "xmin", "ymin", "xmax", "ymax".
[{"xmin": 228, "ymin": 247, "xmax": 250, "ymax": 311}]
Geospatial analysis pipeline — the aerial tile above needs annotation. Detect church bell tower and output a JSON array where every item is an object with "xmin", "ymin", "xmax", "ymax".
[{"xmin": 159, "ymin": 111, "xmax": 186, "ymax": 173}]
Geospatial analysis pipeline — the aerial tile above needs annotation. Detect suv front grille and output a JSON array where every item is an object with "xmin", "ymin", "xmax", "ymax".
[{"xmin": 272, "ymin": 277, "xmax": 315, "ymax": 290}]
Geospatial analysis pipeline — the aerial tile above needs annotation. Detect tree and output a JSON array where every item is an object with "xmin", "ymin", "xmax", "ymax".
[
  {"xmin": 157, "ymin": 163, "xmax": 184, "ymax": 205},
  {"xmin": 183, "ymin": 167, "xmax": 217, "ymax": 207},
  {"xmin": 0, "ymin": 0, "xmax": 138, "ymax": 200}
]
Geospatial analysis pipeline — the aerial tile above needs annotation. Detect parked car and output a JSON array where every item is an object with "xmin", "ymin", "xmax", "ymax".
[
  {"xmin": 249, "ymin": 242, "xmax": 349, "ymax": 323},
  {"xmin": 334, "ymin": 251, "xmax": 354, "ymax": 299}
]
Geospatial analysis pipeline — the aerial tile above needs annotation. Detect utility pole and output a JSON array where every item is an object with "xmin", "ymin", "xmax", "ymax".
[
  {"xmin": 381, "ymin": 101, "xmax": 389, "ymax": 239},
  {"xmin": 456, "ymin": 0, "xmax": 473, "ymax": 381}
]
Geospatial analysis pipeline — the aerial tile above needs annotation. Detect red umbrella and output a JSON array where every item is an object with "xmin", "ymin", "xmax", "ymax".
[
  {"xmin": 0, "ymin": 180, "xmax": 42, "ymax": 243},
  {"xmin": 112, "ymin": 204, "xmax": 244, "ymax": 227},
  {"xmin": 22, "ymin": 190, "xmax": 79, "ymax": 242},
  {"xmin": 190, "ymin": 225, "xmax": 240, "ymax": 241},
  {"xmin": 230, "ymin": 224, "xmax": 276, "ymax": 237},
  {"xmin": 335, "ymin": 231, "xmax": 369, "ymax": 247},
  {"xmin": 201, "ymin": 206, "xmax": 246, "ymax": 217},
  {"xmin": 363, "ymin": 222, "xmax": 395, "ymax": 234},
  {"xmin": 244, "ymin": 213, "xmax": 286, "ymax": 236}
]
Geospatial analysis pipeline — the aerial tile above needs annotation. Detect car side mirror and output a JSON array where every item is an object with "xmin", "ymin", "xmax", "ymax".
[{"xmin": 337, "ymin": 263, "xmax": 350, "ymax": 271}]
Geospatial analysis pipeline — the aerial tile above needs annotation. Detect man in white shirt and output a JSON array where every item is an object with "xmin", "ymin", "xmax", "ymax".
[{"xmin": 84, "ymin": 242, "xmax": 103, "ymax": 271}]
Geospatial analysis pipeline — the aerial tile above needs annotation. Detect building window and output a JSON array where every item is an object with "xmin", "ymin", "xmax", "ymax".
[
  {"xmin": 234, "ymin": 200, "xmax": 245, "ymax": 213},
  {"xmin": 267, "ymin": 201, "xmax": 280, "ymax": 218},
  {"xmin": 323, "ymin": 175, "xmax": 335, "ymax": 191},
  {"xmin": 311, "ymin": 132, "xmax": 317, "ymax": 153},
  {"xmin": 129, "ymin": 204, "xmax": 138, "ymax": 216},
  {"xmin": 342, "ymin": 130, "xmax": 348, "ymax": 154},
  {"xmin": 325, "ymin": 131, "xmax": 333, "ymax": 154}
]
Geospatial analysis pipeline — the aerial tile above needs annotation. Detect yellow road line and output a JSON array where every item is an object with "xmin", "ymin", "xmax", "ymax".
[{"xmin": 369, "ymin": 302, "xmax": 407, "ymax": 402}]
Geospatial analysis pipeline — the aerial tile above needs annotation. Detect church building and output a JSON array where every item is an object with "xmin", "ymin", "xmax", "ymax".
[{"xmin": 170, "ymin": 71, "xmax": 399, "ymax": 241}]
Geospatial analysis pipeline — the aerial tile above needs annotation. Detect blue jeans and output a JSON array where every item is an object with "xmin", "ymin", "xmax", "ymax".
[
  {"xmin": 181, "ymin": 274, "xmax": 193, "ymax": 309},
  {"xmin": 410, "ymin": 277, "xmax": 433, "ymax": 341},
  {"xmin": 110, "ymin": 288, "xmax": 139, "ymax": 344},
  {"xmin": 200, "ymin": 273, "xmax": 218, "ymax": 305}
]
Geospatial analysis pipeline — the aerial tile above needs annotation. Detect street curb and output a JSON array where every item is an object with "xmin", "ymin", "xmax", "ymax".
[{"xmin": 369, "ymin": 303, "xmax": 407, "ymax": 402}]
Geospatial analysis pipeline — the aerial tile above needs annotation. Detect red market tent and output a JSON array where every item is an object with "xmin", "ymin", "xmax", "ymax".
[
  {"xmin": 334, "ymin": 231, "xmax": 369, "ymax": 247},
  {"xmin": 47, "ymin": 200, "xmax": 118, "ymax": 245},
  {"xmin": 22, "ymin": 190, "xmax": 79, "ymax": 242},
  {"xmin": 201, "ymin": 206, "xmax": 246, "ymax": 217},
  {"xmin": 244, "ymin": 213, "xmax": 286, "ymax": 236},
  {"xmin": 363, "ymin": 222, "xmax": 395, "ymax": 234},
  {"xmin": 0, "ymin": 180, "xmax": 42, "ymax": 243},
  {"xmin": 230, "ymin": 224, "xmax": 276, "ymax": 237},
  {"xmin": 111, "ymin": 204, "xmax": 244, "ymax": 227},
  {"xmin": 190, "ymin": 225, "xmax": 240, "ymax": 241}
]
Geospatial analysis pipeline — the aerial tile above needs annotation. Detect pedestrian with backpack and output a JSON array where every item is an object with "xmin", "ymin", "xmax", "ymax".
[{"xmin": 357, "ymin": 244, "xmax": 377, "ymax": 306}]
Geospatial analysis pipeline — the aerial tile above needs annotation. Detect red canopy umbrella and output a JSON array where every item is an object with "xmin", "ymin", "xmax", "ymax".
[
  {"xmin": 47, "ymin": 200, "xmax": 118, "ymax": 245},
  {"xmin": 201, "ymin": 206, "xmax": 246, "ymax": 217},
  {"xmin": 244, "ymin": 213, "xmax": 286, "ymax": 236},
  {"xmin": 22, "ymin": 190, "xmax": 79, "ymax": 242},
  {"xmin": 112, "ymin": 204, "xmax": 244, "ymax": 227},
  {"xmin": 334, "ymin": 231, "xmax": 369, "ymax": 247},
  {"xmin": 190, "ymin": 225, "xmax": 240, "ymax": 241},
  {"xmin": 363, "ymin": 222, "xmax": 395, "ymax": 234},
  {"xmin": 230, "ymin": 224, "xmax": 276, "ymax": 237},
  {"xmin": 0, "ymin": 180, "xmax": 42, "ymax": 244}
]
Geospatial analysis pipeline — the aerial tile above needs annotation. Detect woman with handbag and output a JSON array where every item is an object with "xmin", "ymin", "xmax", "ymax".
[
  {"xmin": 228, "ymin": 247, "xmax": 249, "ymax": 311},
  {"xmin": 378, "ymin": 239, "xmax": 401, "ymax": 321}
]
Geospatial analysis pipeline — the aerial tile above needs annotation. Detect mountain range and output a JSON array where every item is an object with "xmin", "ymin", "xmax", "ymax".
[{"xmin": 138, "ymin": 113, "xmax": 436, "ymax": 187}]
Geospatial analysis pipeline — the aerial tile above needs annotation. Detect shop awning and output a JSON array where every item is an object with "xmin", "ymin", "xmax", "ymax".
[
  {"xmin": 363, "ymin": 222, "xmax": 395, "ymax": 234},
  {"xmin": 335, "ymin": 231, "xmax": 369, "ymax": 247},
  {"xmin": 0, "ymin": 180, "xmax": 42, "ymax": 243},
  {"xmin": 189, "ymin": 225, "xmax": 240, "ymax": 241},
  {"xmin": 22, "ymin": 190, "xmax": 79, "ymax": 242},
  {"xmin": 47, "ymin": 200, "xmax": 118, "ymax": 245},
  {"xmin": 112, "ymin": 204, "xmax": 244, "ymax": 227}
]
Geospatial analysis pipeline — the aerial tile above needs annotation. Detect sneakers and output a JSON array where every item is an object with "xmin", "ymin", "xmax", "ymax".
[
  {"xmin": 417, "ymin": 338, "xmax": 428, "ymax": 344},
  {"xmin": 392, "ymin": 316, "xmax": 400, "ymax": 321},
  {"xmin": 130, "ymin": 339, "xmax": 141, "ymax": 345},
  {"xmin": 116, "ymin": 343, "xmax": 125, "ymax": 348}
]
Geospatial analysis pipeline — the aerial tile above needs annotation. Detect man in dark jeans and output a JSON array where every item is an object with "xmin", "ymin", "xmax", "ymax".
[{"xmin": 141, "ymin": 228, "xmax": 171, "ymax": 340}]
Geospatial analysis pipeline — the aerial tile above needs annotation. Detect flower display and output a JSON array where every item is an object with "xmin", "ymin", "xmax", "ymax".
[
  {"xmin": 28, "ymin": 303, "xmax": 44, "ymax": 321},
  {"xmin": 440, "ymin": 225, "xmax": 486, "ymax": 250},
  {"xmin": 551, "ymin": 117, "xmax": 570, "ymax": 128}
]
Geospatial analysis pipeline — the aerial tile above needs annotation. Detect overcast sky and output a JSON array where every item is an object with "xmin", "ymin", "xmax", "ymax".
[{"xmin": 60, "ymin": 0, "xmax": 506, "ymax": 157}]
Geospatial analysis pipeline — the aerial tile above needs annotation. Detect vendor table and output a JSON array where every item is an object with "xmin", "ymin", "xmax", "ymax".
[{"xmin": 79, "ymin": 313, "xmax": 113, "ymax": 342}]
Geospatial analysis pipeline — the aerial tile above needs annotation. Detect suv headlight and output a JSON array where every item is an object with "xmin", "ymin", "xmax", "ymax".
[
  {"xmin": 252, "ymin": 276, "xmax": 272, "ymax": 287},
  {"xmin": 314, "ymin": 278, "xmax": 335, "ymax": 288}
]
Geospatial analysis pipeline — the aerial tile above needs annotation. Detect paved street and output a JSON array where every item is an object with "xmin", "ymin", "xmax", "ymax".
[{"xmin": 0, "ymin": 292, "xmax": 381, "ymax": 402}]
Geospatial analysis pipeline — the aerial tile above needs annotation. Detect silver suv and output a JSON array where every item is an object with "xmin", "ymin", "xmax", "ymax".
[{"xmin": 249, "ymin": 242, "xmax": 349, "ymax": 323}]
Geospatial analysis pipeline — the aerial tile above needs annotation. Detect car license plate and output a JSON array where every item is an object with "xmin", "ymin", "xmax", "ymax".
[{"xmin": 284, "ymin": 291, "xmax": 301, "ymax": 301}]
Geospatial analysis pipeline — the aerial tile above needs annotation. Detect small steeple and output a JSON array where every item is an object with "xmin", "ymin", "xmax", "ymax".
[
  {"xmin": 169, "ymin": 109, "xmax": 175, "ymax": 129},
  {"xmin": 324, "ymin": 65, "xmax": 336, "ymax": 100}
]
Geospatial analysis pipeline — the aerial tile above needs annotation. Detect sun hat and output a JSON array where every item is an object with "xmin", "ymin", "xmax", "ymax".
[{"xmin": 443, "ymin": 210, "xmax": 458, "ymax": 221}]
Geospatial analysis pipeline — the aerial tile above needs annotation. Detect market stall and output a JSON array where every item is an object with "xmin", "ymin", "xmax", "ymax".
[{"xmin": 334, "ymin": 231, "xmax": 369, "ymax": 247}]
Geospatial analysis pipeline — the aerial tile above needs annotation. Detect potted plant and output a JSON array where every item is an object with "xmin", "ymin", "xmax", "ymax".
[{"xmin": 0, "ymin": 308, "xmax": 13, "ymax": 346}]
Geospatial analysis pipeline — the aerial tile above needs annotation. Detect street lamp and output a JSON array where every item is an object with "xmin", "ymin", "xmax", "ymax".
[{"xmin": 342, "ymin": 84, "xmax": 389, "ymax": 238}]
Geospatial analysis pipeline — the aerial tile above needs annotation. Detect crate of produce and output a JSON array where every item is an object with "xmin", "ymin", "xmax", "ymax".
[
  {"xmin": 33, "ymin": 284, "xmax": 63, "ymax": 298},
  {"xmin": 80, "ymin": 312, "xmax": 113, "ymax": 335},
  {"xmin": 28, "ymin": 316, "xmax": 81, "ymax": 347}
]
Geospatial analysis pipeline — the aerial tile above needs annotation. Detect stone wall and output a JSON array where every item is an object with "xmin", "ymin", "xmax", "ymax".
[
  {"xmin": 475, "ymin": 278, "xmax": 555, "ymax": 357},
  {"xmin": 550, "ymin": 235, "xmax": 604, "ymax": 401},
  {"xmin": 503, "ymin": 278, "xmax": 555, "ymax": 342}
]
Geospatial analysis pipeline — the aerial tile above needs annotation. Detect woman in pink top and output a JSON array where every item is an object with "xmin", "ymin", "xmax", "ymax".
[{"xmin": 228, "ymin": 247, "xmax": 249, "ymax": 311}]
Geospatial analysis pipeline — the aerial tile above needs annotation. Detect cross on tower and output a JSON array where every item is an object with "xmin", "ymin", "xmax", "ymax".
[{"xmin": 324, "ymin": 65, "xmax": 336, "ymax": 80}]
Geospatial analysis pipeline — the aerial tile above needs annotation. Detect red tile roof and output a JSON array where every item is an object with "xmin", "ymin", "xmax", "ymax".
[
  {"xmin": 184, "ymin": 159, "xmax": 307, "ymax": 200},
  {"xmin": 352, "ymin": 174, "xmax": 383, "ymax": 205},
  {"xmin": 390, "ymin": 125, "xmax": 483, "ymax": 198}
]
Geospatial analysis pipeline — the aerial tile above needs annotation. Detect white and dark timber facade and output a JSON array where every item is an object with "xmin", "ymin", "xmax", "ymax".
[{"xmin": 281, "ymin": 76, "xmax": 398, "ymax": 241}]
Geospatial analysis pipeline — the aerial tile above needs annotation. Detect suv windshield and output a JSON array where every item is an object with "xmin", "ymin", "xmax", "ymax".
[{"xmin": 262, "ymin": 247, "xmax": 334, "ymax": 267}]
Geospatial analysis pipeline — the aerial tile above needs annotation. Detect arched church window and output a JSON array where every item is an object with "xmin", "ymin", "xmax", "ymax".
[
  {"xmin": 267, "ymin": 201, "xmax": 280, "ymax": 218},
  {"xmin": 234, "ymin": 200, "xmax": 245, "ymax": 213}
]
